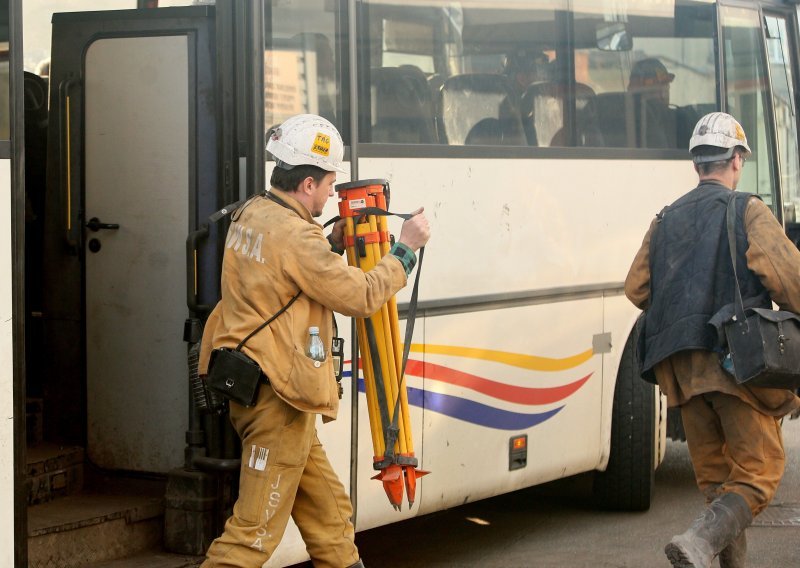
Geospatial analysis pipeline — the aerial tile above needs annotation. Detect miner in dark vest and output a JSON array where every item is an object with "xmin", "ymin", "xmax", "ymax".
[{"xmin": 625, "ymin": 112, "xmax": 800, "ymax": 568}]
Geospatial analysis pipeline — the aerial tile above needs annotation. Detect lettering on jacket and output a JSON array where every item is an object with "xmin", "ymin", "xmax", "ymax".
[{"xmin": 225, "ymin": 221, "xmax": 265, "ymax": 263}]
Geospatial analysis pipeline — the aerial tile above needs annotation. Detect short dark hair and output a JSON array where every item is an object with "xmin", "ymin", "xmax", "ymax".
[
  {"xmin": 270, "ymin": 164, "xmax": 329, "ymax": 192},
  {"xmin": 692, "ymin": 145, "xmax": 738, "ymax": 175}
]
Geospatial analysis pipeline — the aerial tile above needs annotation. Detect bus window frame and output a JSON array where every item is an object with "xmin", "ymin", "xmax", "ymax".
[
  {"xmin": 356, "ymin": 142, "xmax": 689, "ymax": 160},
  {"xmin": 9, "ymin": 0, "xmax": 26, "ymax": 565}
]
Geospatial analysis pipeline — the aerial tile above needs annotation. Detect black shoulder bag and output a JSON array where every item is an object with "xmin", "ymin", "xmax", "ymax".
[
  {"xmin": 721, "ymin": 193, "xmax": 800, "ymax": 389},
  {"xmin": 206, "ymin": 291, "xmax": 301, "ymax": 406}
]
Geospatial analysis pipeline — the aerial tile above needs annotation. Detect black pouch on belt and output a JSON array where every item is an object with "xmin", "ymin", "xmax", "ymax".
[
  {"xmin": 206, "ymin": 347, "xmax": 264, "ymax": 407},
  {"xmin": 205, "ymin": 289, "xmax": 302, "ymax": 407}
]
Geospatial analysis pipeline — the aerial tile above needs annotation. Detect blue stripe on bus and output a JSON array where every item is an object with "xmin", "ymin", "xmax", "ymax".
[{"xmin": 354, "ymin": 378, "xmax": 564, "ymax": 430}]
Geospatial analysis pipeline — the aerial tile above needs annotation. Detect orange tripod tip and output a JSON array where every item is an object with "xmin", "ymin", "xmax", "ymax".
[
  {"xmin": 403, "ymin": 466, "xmax": 429, "ymax": 509},
  {"xmin": 372, "ymin": 464, "xmax": 405, "ymax": 509}
]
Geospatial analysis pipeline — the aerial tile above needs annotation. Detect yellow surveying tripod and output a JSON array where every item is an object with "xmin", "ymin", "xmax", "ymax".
[{"xmin": 336, "ymin": 179, "xmax": 427, "ymax": 510}]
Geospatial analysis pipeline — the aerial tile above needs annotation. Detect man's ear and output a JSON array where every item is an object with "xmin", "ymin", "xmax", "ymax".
[
  {"xmin": 731, "ymin": 154, "xmax": 742, "ymax": 174},
  {"xmin": 299, "ymin": 176, "xmax": 315, "ymax": 195}
]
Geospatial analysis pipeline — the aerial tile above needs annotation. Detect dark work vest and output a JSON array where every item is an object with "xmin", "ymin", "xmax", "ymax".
[{"xmin": 640, "ymin": 182, "xmax": 770, "ymax": 375}]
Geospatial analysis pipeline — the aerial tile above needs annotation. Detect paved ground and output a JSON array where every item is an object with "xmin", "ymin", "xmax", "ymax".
[{"xmin": 342, "ymin": 418, "xmax": 800, "ymax": 567}]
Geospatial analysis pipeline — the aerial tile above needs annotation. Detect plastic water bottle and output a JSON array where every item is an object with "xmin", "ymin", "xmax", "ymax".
[
  {"xmin": 721, "ymin": 352, "xmax": 735, "ymax": 376},
  {"xmin": 306, "ymin": 326, "xmax": 325, "ymax": 367}
]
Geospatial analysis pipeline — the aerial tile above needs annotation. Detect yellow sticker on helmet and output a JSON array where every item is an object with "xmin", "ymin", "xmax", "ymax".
[
  {"xmin": 311, "ymin": 133, "xmax": 331, "ymax": 157},
  {"xmin": 734, "ymin": 123, "xmax": 746, "ymax": 142}
]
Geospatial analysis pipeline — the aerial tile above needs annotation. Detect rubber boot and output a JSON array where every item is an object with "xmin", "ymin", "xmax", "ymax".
[
  {"xmin": 664, "ymin": 492, "xmax": 752, "ymax": 568},
  {"xmin": 718, "ymin": 529, "xmax": 747, "ymax": 568},
  {"xmin": 346, "ymin": 560, "xmax": 365, "ymax": 568}
]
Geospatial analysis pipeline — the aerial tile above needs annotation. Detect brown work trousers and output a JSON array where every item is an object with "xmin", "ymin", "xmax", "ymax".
[
  {"xmin": 681, "ymin": 392, "xmax": 785, "ymax": 516},
  {"xmin": 202, "ymin": 384, "xmax": 359, "ymax": 568}
]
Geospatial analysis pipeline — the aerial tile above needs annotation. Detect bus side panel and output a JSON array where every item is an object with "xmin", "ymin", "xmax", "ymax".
[
  {"xmin": 0, "ymin": 160, "xmax": 13, "ymax": 565},
  {"xmin": 418, "ymin": 299, "xmax": 604, "ymax": 513},
  {"xmin": 350, "ymin": 156, "xmax": 693, "ymax": 525},
  {"xmin": 358, "ymin": 158, "xmax": 694, "ymax": 300}
]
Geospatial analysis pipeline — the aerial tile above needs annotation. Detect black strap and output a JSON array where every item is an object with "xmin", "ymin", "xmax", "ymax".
[
  {"xmin": 725, "ymin": 193, "xmax": 747, "ymax": 324},
  {"xmin": 265, "ymin": 190, "xmax": 295, "ymax": 212},
  {"xmin": 209, "ymin": 198, "xmax": 248, "ymax": 223},
  {"xmin": 323, "ymin": 207, "xmax": 416, "ymax": 229},
  {"xmin": 235, "ymin": 291, "xmax": 302, "ymax": 351},
  {"xmin": 209, "ymin": 190, "xmax": 296, "ymax": 225},
  {"xmin": 377, "ymin": 247, "xmax": 423, "ymax": 469}
]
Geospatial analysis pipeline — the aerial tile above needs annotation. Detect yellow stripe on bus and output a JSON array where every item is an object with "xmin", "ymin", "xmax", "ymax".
[{"xmin": 408, "ymin": 344, "xmax": 594, "ymax": 372}]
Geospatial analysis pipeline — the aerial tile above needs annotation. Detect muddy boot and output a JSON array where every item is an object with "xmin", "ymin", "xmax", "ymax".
[
  {"xmin": 718, "ymin": 529, "xmax": 747, "ymax": 568},
  {"xmin": 664, "ymin": 492, "xmax": 752, "ymax": 568}
]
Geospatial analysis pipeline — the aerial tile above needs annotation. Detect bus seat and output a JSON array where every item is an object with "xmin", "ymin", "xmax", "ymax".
[
  {"xmin": 637, "ymin": 96, "xmax": 676, "ymax": 148},
  {"xmin": 437, "ymin": 73, "xmax": 526, "ymax": 146},
  {"xmin": 464, "ymin": 118, "xmax": 502, "ymax": 145},
  {"xmin": 521, "ymin": 82, "xmax": 599, "ymax": 147},
  {"xmin": 594, "ymin": 92, "xmax": 637, "ymax": 148},
  {"xmin": 369, "ymin": 66, "xmax": 437, "ymax": 144},
  {"xmin": 427, "ymin": 73, "xmax": 446, "ymax": 100}
]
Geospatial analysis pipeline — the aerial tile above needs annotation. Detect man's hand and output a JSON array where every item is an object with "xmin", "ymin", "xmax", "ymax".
[
  {"xmin": 329, "ymin": 217, "xmax": 347, "ymax": 252},
  {"xmin": 398, "ymin": 208, "xmax": 431, "ymax": 252}
]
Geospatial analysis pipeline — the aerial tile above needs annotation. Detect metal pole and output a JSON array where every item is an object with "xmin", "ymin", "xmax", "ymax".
[{"xmin": 347, "ymin": 0, "xmax": 361, "ymax": 524}]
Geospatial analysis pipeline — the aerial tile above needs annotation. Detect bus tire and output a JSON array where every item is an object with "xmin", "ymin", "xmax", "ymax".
[{"xmin": 592, "ymin": 330, "xmax": 655, "ymax": 511}]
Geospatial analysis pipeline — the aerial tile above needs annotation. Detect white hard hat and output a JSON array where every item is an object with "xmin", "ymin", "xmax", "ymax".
[
  {"xmin": 266, "ymin": 114, "xmax": 345, "ymax": 173},
  {"xmin": 689, "ymin": 112, "xmax": 752, "ymax": 163}
]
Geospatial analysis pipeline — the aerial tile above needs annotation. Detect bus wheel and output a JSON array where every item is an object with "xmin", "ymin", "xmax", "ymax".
[{"xmin": 592, "ymin": 330, "xmax": 655, "ymax": 511}]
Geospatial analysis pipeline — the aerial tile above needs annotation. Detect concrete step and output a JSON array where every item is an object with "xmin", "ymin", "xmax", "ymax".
[
  {"xmin": 27, "ymin": 442, "xmax": 84, "ymax": 505},
  {"xmin": 28, "ymin": 475, "xmax": 166, "ymax": 567},
  {"xmin": 86, "ymin": 549, "xmax": 204, "ymax": 568}
]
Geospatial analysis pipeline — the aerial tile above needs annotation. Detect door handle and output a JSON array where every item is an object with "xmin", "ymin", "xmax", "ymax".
[{"xmin": 86, "ymin": 217, "xmax": 120, "ymax": 232}]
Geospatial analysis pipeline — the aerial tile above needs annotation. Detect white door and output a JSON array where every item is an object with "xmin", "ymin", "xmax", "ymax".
[{"xmin": 84, "ymin": 35, "xmax": 189, "ymax": 472}]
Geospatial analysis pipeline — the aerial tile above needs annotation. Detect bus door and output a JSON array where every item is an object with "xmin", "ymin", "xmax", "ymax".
[
  {"xmin": 761, "ymin": 11, "xmax": 800, "ymax": 245},
  {"xmin": 718, "ymin": 3, "xmax": 800, "ymax": 241},
  {"xmin": 42, "ymin": 7, "xmax": 217, "ymax": 473}
]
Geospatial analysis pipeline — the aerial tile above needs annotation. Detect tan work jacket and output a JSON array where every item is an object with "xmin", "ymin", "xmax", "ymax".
[
  {"xmin": 199, "ymin": 188, "xmax": 407, "ymax": 421},
  {"xmin": 625, "ymin": 194, "xmax": 800, "ymax": 417}
]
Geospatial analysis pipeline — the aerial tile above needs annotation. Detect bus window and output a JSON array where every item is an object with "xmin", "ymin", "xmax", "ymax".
[
  {"xmin": 23, "ymin": 1, "xmax": 133, "ymax": 74},
  {"xmin": 764, "ymin": 15, "xmax": 800, "ymax": 224},
  {"xmin": 720, "ymin": 6, "xmax": 777, "ymax": 210},
  {"xmin": 264, "ymin": 0, "xmax": 346, "ymax": 139},
  {"xmin": 360, "ymin": 0, "xmax": 566, "ymax": 146},
  {"xmin": 573, "ymin": 0, "xmax": 716, "ymax": 150}
]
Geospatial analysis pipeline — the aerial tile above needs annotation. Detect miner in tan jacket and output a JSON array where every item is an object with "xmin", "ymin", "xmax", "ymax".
[
  {"xmin": 199, "ymin": 114, "xmax": 430, "ymax": 568},
  {"xmin": 625, "ymin": 112, "xmax": 800, "ymax": 568}
]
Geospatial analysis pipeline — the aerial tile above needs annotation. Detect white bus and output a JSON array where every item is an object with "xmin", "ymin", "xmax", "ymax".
[{"xmin": 2, "ymin": 0, "xmax": 800, "ymax": 565}]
